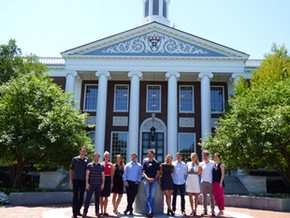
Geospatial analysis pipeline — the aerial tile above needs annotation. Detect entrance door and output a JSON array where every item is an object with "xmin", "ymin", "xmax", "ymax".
[{"xmin": 141, "ymin": 132, "xmax": 164, "ymax": 162}]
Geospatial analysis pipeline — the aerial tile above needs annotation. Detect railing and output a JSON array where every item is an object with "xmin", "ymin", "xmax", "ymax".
[
  {"xmin": 245, "ymin": 59, "xmax": 262, "ymax": 67},
  {"xmin": 38, "ymin": 57, "xmax": 65, "ymax": 65}
]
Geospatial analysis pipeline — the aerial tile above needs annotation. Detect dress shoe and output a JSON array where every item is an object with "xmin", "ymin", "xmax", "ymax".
[
  {"xmin": 147, "ymin": 212, "xmax": 153, "ymax": 217},
  {"xmin": 124, "ymin": 209, "xmax": 129, "ymax": 215}
]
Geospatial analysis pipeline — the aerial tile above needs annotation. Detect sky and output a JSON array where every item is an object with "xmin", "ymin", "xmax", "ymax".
[{"xmin": 1, "ymin": 0, "xmax": 290, "ymax": 59}]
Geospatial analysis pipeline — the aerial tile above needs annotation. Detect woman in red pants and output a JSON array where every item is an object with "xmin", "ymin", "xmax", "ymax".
[{"xmin": 212, "ymin": 153, "xmax": 225, "ymax": 217}]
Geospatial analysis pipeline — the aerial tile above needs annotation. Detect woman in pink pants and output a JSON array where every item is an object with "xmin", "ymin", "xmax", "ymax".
[{"xmin": 212, "ymin": 153, "xmax": 225, "ymax": 217}]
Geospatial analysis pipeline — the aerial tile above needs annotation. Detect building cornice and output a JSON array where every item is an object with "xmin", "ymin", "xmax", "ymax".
[{"xmin": 61, "ymin": 54, "xmax": 248, "ymax": 62}]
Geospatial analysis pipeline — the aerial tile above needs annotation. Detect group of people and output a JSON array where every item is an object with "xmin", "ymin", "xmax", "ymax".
[{"xmin": 69, "ymin": 147, "xmax": 225, "ymax": 218}]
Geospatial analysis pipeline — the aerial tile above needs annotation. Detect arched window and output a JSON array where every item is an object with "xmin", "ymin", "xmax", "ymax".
[
  {"xmin": 163, "ymin": 0, "xmax": 167, "ymax": 17},
  {"xmin": 153, "ymin": 0, "xmax": 159, "ymax": 15},
  {"xmin": 145, "ymin": 0, "xmax": 149, "ymax": 17}
]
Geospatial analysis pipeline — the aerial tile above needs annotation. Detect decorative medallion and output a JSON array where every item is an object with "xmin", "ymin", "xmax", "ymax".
[
  {"xmin": 147, "ymin": 35, "xmax": 162, "ymax": 52},
  {"xmin": 113, "ymin": 116, "xmax": 128, "ymax": 126},
  {"xmin": 179, "ymin": 117, "xmax": 195, "ymax": 128}
]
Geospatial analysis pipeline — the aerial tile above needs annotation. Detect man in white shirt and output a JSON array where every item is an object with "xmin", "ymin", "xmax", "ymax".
[
  {"xmin": 172, "ymin": 152, "xmax": 187, "ymax": 216},
  {"xmin": 200, "ymin": 151, "xmax": 215, "ymax": 216}
]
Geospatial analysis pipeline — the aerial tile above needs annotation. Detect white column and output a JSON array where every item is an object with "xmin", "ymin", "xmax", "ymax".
[
  {"xmin": 127, "ymin": 71, "xmax": 143, "ymax": 162},
  {"xmin": 149, "ymin": 0, "xmax": 153, "ymax": 16},
  {"xmin": 159, "ymin": 0, "xmax": 163, "ymax": 16},
  {"xmin": 74, "ymin": 76, "xmax": 82, "ymax": 109},
  {"xmin": 228, "ymin": 73, "xmax": 243, "ymax": 100},
  {"xmin": 165, "ymin": 71, "xmax": 180, "ymax": 156},
  {"xmin": 231, "ymin": 73, "xmax": 243, "ymax": 84},
  {"xmin": 94, "ymin": 71, "xmax": 110, "ymax": 159},
  {"xmin": 198, "ymin": 72, "xmax": 213, "ymax": 140},
  {"xmin": 65, "ymin": 72, "xmax": 77, "ymax": 94}
]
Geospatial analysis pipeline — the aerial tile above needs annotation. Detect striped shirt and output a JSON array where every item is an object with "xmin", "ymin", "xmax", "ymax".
[{"xmin": 87, "ymin": 162, "xmax": 104, "ymax": 185}]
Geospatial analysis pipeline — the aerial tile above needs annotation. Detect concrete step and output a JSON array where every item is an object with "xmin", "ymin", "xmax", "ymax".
[{"xmin": 224, "ymin": 174, "xmax": 249, "ymax": 195}]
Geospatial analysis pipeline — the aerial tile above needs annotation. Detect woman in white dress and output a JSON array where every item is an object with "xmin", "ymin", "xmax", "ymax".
[{"xmin": 186, "ymin": 152, "xmax": 201, "ymax": 216}]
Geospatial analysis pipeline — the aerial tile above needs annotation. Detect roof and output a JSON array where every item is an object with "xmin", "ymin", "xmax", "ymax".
[{"xmin": 60, "ymin": 22, "xmax": 250, "ymax": 60}]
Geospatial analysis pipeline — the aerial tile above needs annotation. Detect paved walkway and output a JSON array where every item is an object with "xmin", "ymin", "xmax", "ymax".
[{"xmin": 0, "ymin": 194, "xmax": 289, "ymax": 218}]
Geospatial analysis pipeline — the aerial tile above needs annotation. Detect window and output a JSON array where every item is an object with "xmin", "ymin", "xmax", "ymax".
[
  {"xmin": 153, "ymin": 0, "xmax": 159, "ymax": 15},
  {"xmin": 145, "ymin": 0, "xmax": 149, "ymax": 17},
  {"xmin": 84, "ymin": 84, "xmax": 98, "ymax": 111},
  {"xmin": 88, "ymin": 131, "xmax": 95, "ymax": 145},
  {"xmin": 211, "ymin": 86, "xmax": 225, "ymax": 113},
  {"xmin": 111, "ymin": 132, "xmax": 128, "ymax": 163},
  {"xmin": 179, "ymin": 85, "xmax": 194, "ymax": 113},
  {"xmin": 163, "ymin": 0, "xmax": 167, "ymax": 17},
  {"xmin": 142, "ymin": 132, "xmax": 164, "ymax": 163},
  {"xmin": 178, "ymin": 133, "xmax": 196, "ymax": 162},
  {"xmin": 146, "ymin": 85, "xmax": 161, "ymax": 112},
  {"xmin": 114, "ymin": 85, "xmax": 129, "ymax": 112}
]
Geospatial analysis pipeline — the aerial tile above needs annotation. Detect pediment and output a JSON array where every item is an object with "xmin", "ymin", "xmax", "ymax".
[{"xmin": 61, "ymin": 22, "xmax": 249, "ymax": 60}]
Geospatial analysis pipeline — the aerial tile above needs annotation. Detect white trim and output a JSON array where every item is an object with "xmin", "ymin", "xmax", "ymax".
[
  {"xmin": 113, "ymin": 84, "xmax": 129, "ymax": 112},
  {"xmin": 83, "ymin": 84, "xmax": 98, "ymax": 112},
  {"xmin": 110, "ymin": 131, "xmax": 129, "ymax": 161},
  {"xmin": 210, "ymin": 85, "xmax": 225, "ymax": 114},
  {"xmin": 178, "ymin": 132, "xmax": 197, "ymax": 154},
  {"xmin": 179, "ymin": 85, "xmax": 194, "ymax": 113},
  {"xmin": 146, "ymin": 84, "xmax": 162, "ymax": 113}
]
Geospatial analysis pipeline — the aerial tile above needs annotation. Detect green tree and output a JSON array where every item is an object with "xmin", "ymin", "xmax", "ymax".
[
  {"xmin": 202, "ymin": 44, "xmax": 290, "ymax": 188},
  {"xmin": 0, "ymin": 41, "xmax": 92, "ymax": 188},
  {"xmin": 0, "ymin": 39, "xmax": 23, "ymax": 84},
  {"xmin": 0, "ymin": 39, "xmax": 49, "ymax": 85}
]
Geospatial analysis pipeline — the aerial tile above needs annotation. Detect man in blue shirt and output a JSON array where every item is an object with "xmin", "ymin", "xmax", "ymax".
[
  {"xmin": 172, "ymin": 152, "xmax": 187, "ymax": 216},
  {"xmin": 142, "ymin": 149, "xmax": 160, "ymax": 217},
  {"xmin": 123, "ymin": 153, "xmax": 142, "ymax": 215}
]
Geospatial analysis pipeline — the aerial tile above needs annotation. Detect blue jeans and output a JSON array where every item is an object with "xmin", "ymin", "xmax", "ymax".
[{"xmin": 143, "ymin": 179, "xmax": 157, "ymax": 213}]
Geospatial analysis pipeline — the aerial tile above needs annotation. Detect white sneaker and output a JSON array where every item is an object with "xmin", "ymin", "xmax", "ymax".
[{"xmin": 217, "ymin": 211, "xmax": 224, "ymax": 217}]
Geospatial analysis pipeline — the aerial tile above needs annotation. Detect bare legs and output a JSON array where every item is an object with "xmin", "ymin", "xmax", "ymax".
[
  {"xmin": 112, "ymin": 193, "xmax": 123, "ymax": 213},
  {"xmin": 188, "ymin": 193, "xmax": 199, "ymax": 215},
  {"xmin": 99, "ymin": 196, "xmax": 108, "ymax": 214},
  {"xmin": 163, "ymin": 190, "xmax": 173, "ymax": 211}
]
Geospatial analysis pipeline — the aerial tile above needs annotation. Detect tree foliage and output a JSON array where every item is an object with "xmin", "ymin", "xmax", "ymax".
[
  {"xmin": 202, "ymin": 44, "xmax": 290, "ymax": 188},
  {"xmin": 0, "ymin": 40, "xmax": 93, "ymax": 188},
  {"xmin": 0, "ymin": 39, "xmax": 23, "ymax": 84}
]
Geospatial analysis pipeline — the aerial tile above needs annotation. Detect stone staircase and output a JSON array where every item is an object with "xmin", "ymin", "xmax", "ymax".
[{"xmin": 224, "ymin": 174, "xmax": 249, "ymax": 195}]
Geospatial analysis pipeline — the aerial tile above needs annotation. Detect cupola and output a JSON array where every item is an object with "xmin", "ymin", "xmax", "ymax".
[{"xmin": 141, "ymin": 0, "xmax": 171, "ymax": 26}]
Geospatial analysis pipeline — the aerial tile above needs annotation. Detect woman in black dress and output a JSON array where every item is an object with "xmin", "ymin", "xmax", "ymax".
[
  {"xmin": 111, "ymin": 154, "xmax": 124, "ymax": 216},
  {"xmin": 159, "ymin": 154, "xmax": 174, "ymax": 216}
]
